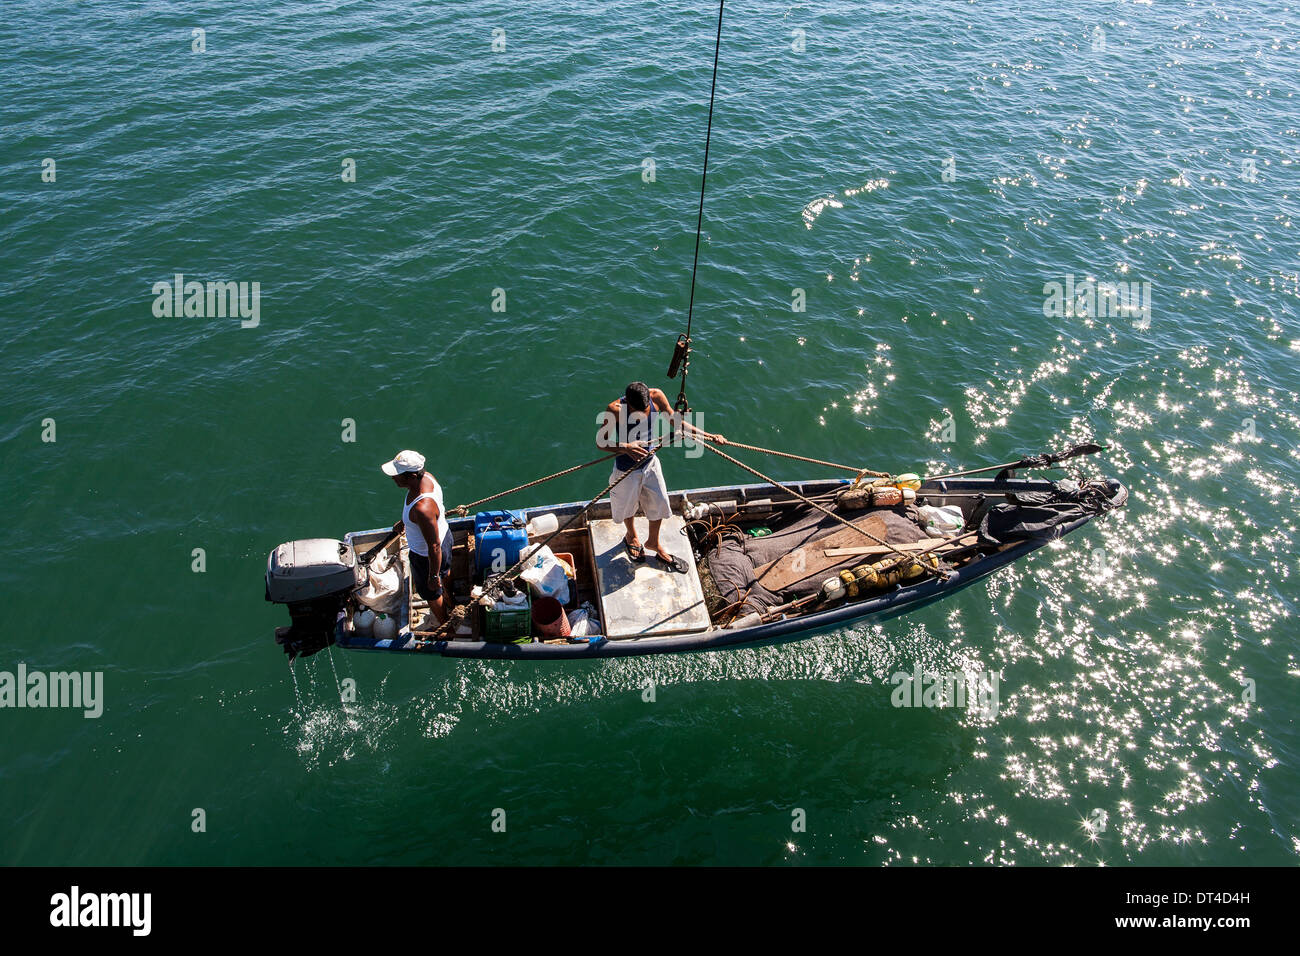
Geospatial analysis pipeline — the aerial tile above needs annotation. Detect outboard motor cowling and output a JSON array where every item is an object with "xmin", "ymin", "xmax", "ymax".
[
  {"xmin": 266, "ymin": 539, "xmax": 364, "ymax": 660},
  {"xmin": 266, "ymin": 538, "xmax": 362, "ymax": 602}
]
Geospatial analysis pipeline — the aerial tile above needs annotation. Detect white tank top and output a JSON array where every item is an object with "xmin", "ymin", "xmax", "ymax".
[{"xmin": 403, "ymin": 478, "xmax": 448, "ymax": 557}]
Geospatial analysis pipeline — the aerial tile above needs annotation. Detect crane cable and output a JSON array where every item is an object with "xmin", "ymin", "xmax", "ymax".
[{"xmin": 673, "ymin": 0, "xmax": 725, "ymax": 414}]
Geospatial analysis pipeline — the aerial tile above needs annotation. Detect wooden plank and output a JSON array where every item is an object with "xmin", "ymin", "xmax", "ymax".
[
  {"xmin": 822, "ymin": 533, "xmax": 975, "ymax": 558},
  {"xmin": 589, "ymin": 516, "xmax": 711, "ymax": 639}
]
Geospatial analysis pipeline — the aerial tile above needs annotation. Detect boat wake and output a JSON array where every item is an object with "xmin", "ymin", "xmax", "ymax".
[{"xmin": 282, "ymin": 618, "xmax": 1000, "ymax": 772}]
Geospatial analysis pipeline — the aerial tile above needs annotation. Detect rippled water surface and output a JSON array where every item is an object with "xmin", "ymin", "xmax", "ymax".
[{"xmin": 1, "ymin": 0, "xmax": 1297, "ymax": 865}]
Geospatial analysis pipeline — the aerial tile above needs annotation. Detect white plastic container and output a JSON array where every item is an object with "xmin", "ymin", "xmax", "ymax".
[
  {"xmin": 372, "ymin": 614, "xmax": 397, "ymax": 642},
  {"xmin": 526, "ymin": 512, "xmax": 559, "ymax": 537},
  {"xmin": 918, "ymin": 504, "xmax": 964, "ymax": 535},
  {"xmin": 494, "ymin": 591, "xmax": 529, "ymax": 611}
]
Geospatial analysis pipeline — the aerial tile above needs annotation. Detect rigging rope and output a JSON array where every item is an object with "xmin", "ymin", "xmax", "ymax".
[
  {"xmin": 452, "ymin": 452, "xmax": 619, "ymax": 517},
  {"xmin": 479, "ymin": 443, "xmax": 666, "ymax": 595},
  {"xmin": 451, "ymin": 432, "xmax": 889, "ymax": 518},
  {"xmin": 418, "ymin": 431, "xmax": 931, "ymax": 639},
  {"xmin": 713, "ymin": 437, "xmax": 890, "ymax": 477},
  {"xmin": 695, "ymin": 437, "xmax": 950, "ymax": 582}
]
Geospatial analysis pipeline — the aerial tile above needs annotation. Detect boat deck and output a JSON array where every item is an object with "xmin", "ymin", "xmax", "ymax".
[{"xmin": 588, "ymin": 516, "xmax": 711, "ymax": 639}]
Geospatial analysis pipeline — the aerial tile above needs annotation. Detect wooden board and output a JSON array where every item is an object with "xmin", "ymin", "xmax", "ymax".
[
  {"xmin": 751, "ymin": 515, "xmax": 892, "ymax": 592},
  {"xmin": 589, "ymin": 516, "xmax": 711, "ymax": 639},
  {"xmin": 822, "ymin": 533, "xmax": 975, "ymax": 558}
]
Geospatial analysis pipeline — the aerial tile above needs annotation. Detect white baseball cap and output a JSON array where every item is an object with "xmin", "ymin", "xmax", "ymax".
[{"xmin": 381, "ymin": 450, "xmax": 426, "ymax": 476}]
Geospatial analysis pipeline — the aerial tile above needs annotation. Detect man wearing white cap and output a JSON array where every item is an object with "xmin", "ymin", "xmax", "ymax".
[{"xmin": 382, "ymin": 450, "xmax": 453, "ymax": 625}]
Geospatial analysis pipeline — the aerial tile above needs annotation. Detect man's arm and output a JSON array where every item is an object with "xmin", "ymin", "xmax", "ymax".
[
  {"xmin": 650, "ymin": 388, "xmax": 718, "ymax": 442},
  {"xmin": 410, "ymin": 500, "xmax": 443, "ymax": 588}
]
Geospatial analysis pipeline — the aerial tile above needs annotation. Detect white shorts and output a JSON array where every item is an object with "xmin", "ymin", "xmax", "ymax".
[{"xmin": 610, "ymin": 455, "xmax": 673, "ymax": 523}]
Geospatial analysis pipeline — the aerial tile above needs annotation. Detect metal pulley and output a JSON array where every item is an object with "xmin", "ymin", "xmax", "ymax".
[
  {"xmin": 667, "ymin": 333, "xmax": 692, "ymax": 413},
  {"xmin": 667, "ymin": 333, "xmax": 691, "ymax": 379}
]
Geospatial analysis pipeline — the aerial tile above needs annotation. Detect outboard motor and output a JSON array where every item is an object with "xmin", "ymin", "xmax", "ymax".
[{"xmin": 265, "ymin": 539, "xmax": 364, "ymax": 660}]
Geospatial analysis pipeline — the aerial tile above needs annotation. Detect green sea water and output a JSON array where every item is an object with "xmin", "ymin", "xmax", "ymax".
[{"xmin": 1, "ymin": 0, "xmax": 1297, "ymax": 865}]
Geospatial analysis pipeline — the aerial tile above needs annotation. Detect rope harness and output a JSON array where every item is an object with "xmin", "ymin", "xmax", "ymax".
[
  {"xmin": 452, "ymin": 452, "xmax": 619, "ymax": 517},
  {"xmin": 435, "ymin": 427, "xmax": 911, "ymax": 621},
  {"xmin": 409, "ymin": 425, "xmax": 1107, "ymax": 644},
  {"xmin": 694, "ymin": 438, "xmax": 950, "ymax": 583},
  {"xmin": 476, "ymin": 442, "xmax": 668, "ymax": 599},
  {"xmin": 426, "ymin": 423, "xmax": 998, "ymax": 640},
  {"xmin": 713, "ymin": 437, "xmax": 889, "ymax": 477}
]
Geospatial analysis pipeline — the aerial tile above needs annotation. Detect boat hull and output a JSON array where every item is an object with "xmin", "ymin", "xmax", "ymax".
[{"xmin": 322, "ymin": 475, "xmax": 1126, "ymax": 660}]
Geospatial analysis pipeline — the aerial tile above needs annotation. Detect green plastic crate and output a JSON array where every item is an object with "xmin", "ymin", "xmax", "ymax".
[{"xmin": 483, "ymin": 595, "xmax": 532, "ymax": 640}]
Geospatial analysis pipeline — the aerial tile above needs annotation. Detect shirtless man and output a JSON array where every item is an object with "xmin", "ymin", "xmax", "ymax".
[{"xmin": 596, "ymin": 382, "xmax": 711, "ymax": 571}]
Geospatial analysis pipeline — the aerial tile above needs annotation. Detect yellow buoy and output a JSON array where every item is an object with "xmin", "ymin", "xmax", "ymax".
[
  {"xmin": 851, "ymin": 563, "xmax": 879, "ymax": 590},
  {"xmin": 839, "ymin": 569, "xmax": 858, "ymax": 598}
]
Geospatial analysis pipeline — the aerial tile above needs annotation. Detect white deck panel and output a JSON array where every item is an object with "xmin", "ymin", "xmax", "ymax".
[{"xmin": 588, "ymin": 516, "xmax": 712, "ymax": 639}]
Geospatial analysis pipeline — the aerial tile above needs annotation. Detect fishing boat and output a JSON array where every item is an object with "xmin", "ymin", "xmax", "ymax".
[
  {"xmin": 266, "ymin": 451, "xmax": 1127, "ymax": 661},
  {"xmin": 265, "ymin": 5, "xmax": 1128, "ymax": 660}
]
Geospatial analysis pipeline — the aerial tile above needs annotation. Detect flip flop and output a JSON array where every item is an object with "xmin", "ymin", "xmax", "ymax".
[
  {"xmin": 655, "ymin": 552, "xmax": 689, "ymax": 574},
  {"xmin": 623, "ymin": 538, "xmax": 646, "ymax": 563}
]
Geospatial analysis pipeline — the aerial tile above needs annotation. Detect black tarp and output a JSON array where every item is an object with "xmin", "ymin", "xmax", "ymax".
[
  {"xmin": 701, "ymin": 535, "xmax": 783, "ymax": 615},
  {"xmin": 976, "ymin": 484, "xmax": 1115, "ymax": 547},
  {"xmin": 700, "ymin": 503, "xmax": 932, "ymax": 608}
]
